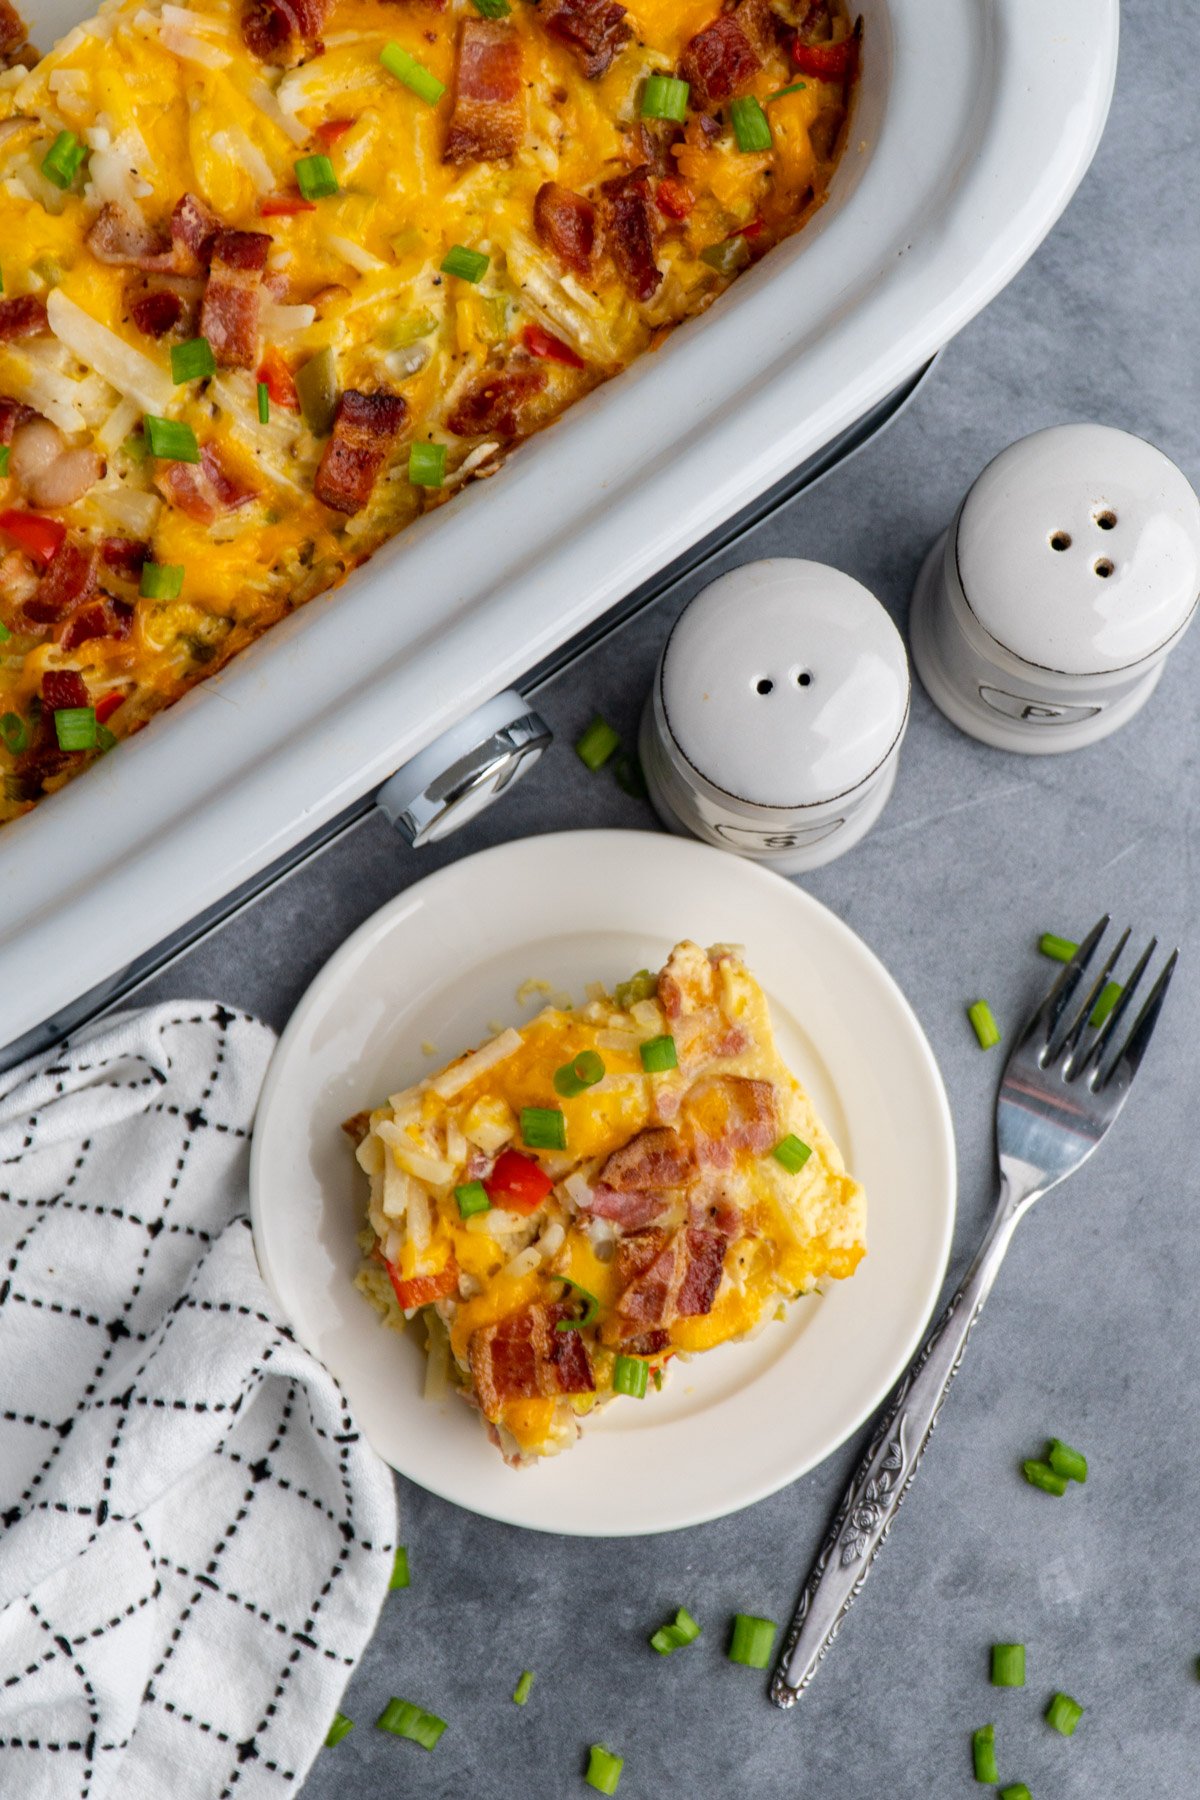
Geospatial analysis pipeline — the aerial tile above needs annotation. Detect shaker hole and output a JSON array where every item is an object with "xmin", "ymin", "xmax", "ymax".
[
  {"xmin": 1050, "ymin": 531, "xmax": 1072, "ymax": 552},
  {"xmin": 1095, "ymin": 510, "xmax": 1117, "ymax": 530},
  {"xmin": 1094, "ymin": 558, "xmax": 1114, "ymax": 579},
  {"xmin": 755, "ymin": 677, "xmax": 774, "ymax": 696},
  {"xmin": 795, "ymin": 670, "xmax": 813, "ymax": 688}
]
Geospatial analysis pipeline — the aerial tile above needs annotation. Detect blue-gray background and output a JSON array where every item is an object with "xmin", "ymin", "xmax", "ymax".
[{"xmin": 144, "ymin": 3, "xmax": 1200, "ymax": 1792}]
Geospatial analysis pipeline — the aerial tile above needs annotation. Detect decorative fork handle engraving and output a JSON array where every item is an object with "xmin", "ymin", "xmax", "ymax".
[{"xmin": 771, "ymin": 1204, "xmax": 1022, "ymax": 1707}]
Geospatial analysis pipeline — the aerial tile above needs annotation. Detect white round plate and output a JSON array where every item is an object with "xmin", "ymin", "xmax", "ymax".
[{"xmin": 250, "ymin": 830, "xmax": 955, "ymax": 1536}]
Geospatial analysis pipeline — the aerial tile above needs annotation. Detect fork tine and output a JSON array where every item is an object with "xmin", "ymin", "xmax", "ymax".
[
  {"xmin": 1023, "ymin": 915, "xmax": 1109, "ymax": 1054},
  {"xmin": 1054, "ymin": 926, "xmax": 1131, "ymax": 1066},
  {"xmin": 1096, "ymin": 947, "xmax": 1179, "ymax": 1090},
  {"xmin": 1067, "ymin": 934, "xmax": 1157, "ymax": 1081}
]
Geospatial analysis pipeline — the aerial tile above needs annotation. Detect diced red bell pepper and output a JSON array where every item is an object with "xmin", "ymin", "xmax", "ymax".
[
  {"xmin": 95, "ymin": 691, "xmax": 124, "ymax": 725},
  {"xmin": 315, "ymin": 118, "xmax": 354, "ymax": 147},
  {"xmin": 655, "ymin": 178, "xmax": 694, "ymax": 221},
  {"xmin": 0, "ymin": 510, "xmax": 66, "ymax": 567},
  {"xmin": 791, "ymin": 34, "xmax": 858, "ymax": 79},
  {"xmin": 521, "ymin": 324, "xmax": 586, "ymax": 371},
  {"xmin": 387, "ymin": 1254, "xmax": 459, "ymax": 1311},
  {"xmin": 485, "ymin": 1148, "xmax": 554, "ymax": 1213},
  {"xmin": 737, "ymin": 216, "xmax": 765, "ymax": 240},
  {"xmin": 256, "ymin": 347, "xmax": 300, "ymax": 412},
  {"xmin": 259, "ymin": 193, "xmax": 317, "ymax": 217}
]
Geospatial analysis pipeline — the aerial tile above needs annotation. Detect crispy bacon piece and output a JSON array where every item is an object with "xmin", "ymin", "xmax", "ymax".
[
  {"xmin": 154, "ymin": 444, "xmax": 258, "ymax": 525},
  {"xmin": 447, "ymin": 365, "xmax": 547, "ymax": 439},
  {"xmin": 0, "ymin": 0, "xmax": 26, "ymax": 59},
  {"xmin": 241, "ymin": 0, "xmax": 333, "ymax": 61},
  {"xmin": 469, "ymin": 1302, "xmax": 595, "ymax": 1422},
  {"xmin": 128, "ymin": 285, "xmax": 185, "ymax": 339},
  {"xmin": 100, "ymin": 536, "xmax": 147, "ymax": 581},
  {"xmin": 598, "ymin": 167, "xmax": 662, "ymax": 302},
  {"xmin": 679, "ymin": 13, "xmax": 761, "ymax": 106},
  {"xmin": 609, "ymin": 1226, "xmax": 726, "ymax": 1333},
  {"xmin": 538, "ymin": 0, "xmax": 631, "ymax": 78},
  {"xmin": 59, "ymin": 597, "xmax": 134, "ymax": 652},
  {"xmin": 171, "ymin": 192, "xmax": 223, "ymax": 271},
  {"xmin": 42, "ymin": 669, "xmax": 90, "ymax": 712},
  {"xmin": 588, "ymin": 1127, "xmax": 693, "ymax": 1226},
  {"xmin": 534, "ymin": 181, "xmax": 596, "ymax": 274},
  {"xmin": 657, "ymin": 940, "xmax": 717, "ymax": 1021},
  {"xmin": 622, "ymin": 1328, "xmax": 670, "ymax": 1356},
  {"xmin": 199, "ymin": 230, "xmax": 271, "ymax": 370},
  {"xmin": 87, "ymin": 203, "xmax": 170, "ymax": 269},
  {"xmin": 444, "ymin": 20, "xmax": 524, "ymax": 165},
  {"xmin": 314, "ymin": 389, "xmax": 407, "ymax": 515},
  {"xmin": 684, "ymin": 1074, "xmax": 779, "ymax": 1167},
  {"xmin": 0, "ymin": 399, "xmax": 37, "ymax": 445},
  {"xmin": 22, "ymin": 541, "xmax": 99, "ymax": 627},
  {"xmin": 0, "ymin": 297, "xmax": 49, "ymax": 341}
]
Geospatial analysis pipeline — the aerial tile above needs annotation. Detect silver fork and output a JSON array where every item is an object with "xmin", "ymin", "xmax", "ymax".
[{"xmin": 771, "ymin": 917, "xmax": 1178, "ymax": 1708}]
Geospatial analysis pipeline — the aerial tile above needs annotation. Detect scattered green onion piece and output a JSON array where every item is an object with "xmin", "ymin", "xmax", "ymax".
[
  {"xmin": 639, "ymin": 1034, "xmax": 678, "ymax": 1073},
  {"xmin": 554, "ymin": 1050, "xmax": 606, "ymax": 1097},
  {"xmin": 455, "ymin": 1180, "xmax": 491, "ymax": 1220},
  {"xmin": 42, "ymin": 129, "xmax": 88, "ymax": 190},
  {"xmin": 1047, "ymin": 1438, "xmax": 1087, "ymax": 1484},
  {"xmin": 1045, "ymin": 1691, "xmax": 1083, "ymax": 1737},
  {"xmin": 991, "ymin": 1644, "xmax": 1025, "ymax": 1688},
  {"xmin": 1039, "ymin": 932, "xmax": 1077, "ymax": 963},
  {"xmin": 325, "ymin": 1711, "xmax": 354, "ymax": 1748},
  {"xmin": 96, "ymin": 723, "xmax": 117, "ymax": 753},
  {"xmin": 1022, "ymin": 1459, "xmax": 1067, "ymax": 1498},
  {"xmin": 296, "ymin": 152, "xmax": 339, "ymax": 199},
  {"xmin": 999, "ymin": 1787, "xmax": 1031, "ymax": 1800},
  {"xmin": 375, "ymin": 1698, "xmax": 446, "ymax": 1749},
  {"xmin": 700, "ymin": 233, "xmax": 752, "ymax": 276},
  {"xmin": 613, "ymin": 1354, "xmax": 648, "ymax": 1399},
  {"xmin": 641, "ymin": 74, "xmax": 690, "ymax": 122},
  {"xmin": 972, "ymin": 1723, "xmax": 999, "ymax": 1783},
  {"xmin": 140, "ymin": 562, "xmax": 185, "ymax": 601},
  {"xmin": 258, "ymin": 381, "xmax": 270, "ymax": 424},
  {"xmin": 613, "ymin": 752, "xmax": 647, "ymax": 798},
  {"xmin": 471, "ymin": 0, "xmax": 511, "ymax": 14},
  {"xmin": 439, "ymin": 244, "xmax": 489, "ymax": 282},
  {"xmin": 144, "ymin": 415, "xmax": 200, "ymax": 463},
  {"xmin": 170, "ymin": 336, "xmax": 216, "ymax": 384},
  {"xmin": 1090, "ymin": 980, "xmax": 1122, "ymax": 1027},
  {"xmin": 649, "ymin": 1606, "xmax": 701, "ymax": 1655},
  {"xmin": 614, "ymin": 969, "xmax": 656, "ymax": 1010},
  {"xmin": 409, "ymin": 441, "xmax": 447, "ymax": 488},
  {"xmin": 380, "ymin": 42, "xmax": 446, "ymax": 105},
  {"xmin": 584, "ymin": 1744, "xmax": 624, "ymax": 1794},
  {"xmin": 767, "ymin": 79, "xmax": 807, "ymax": 100},
  {"xmin": 728, "ymin": 1614, "xmax": 777, "ymax": 1670},
  {"xmin": 772, "ymin": 1133, "xmax": 811, "ymax": 1174},
  {"xmin": 0, "ymin": 615, "xmax": 9, "ymax": 640},
  {"xmin": 555, "ymin": 1275, "xmax": 601, "ymax": 1331},
  {"xmin": 0, "ymin": 712, "xmax": 29, "ymax": 753},
  {"xmin": 968, "ymin": 999, "xmax": 1002, "ymax": 1050},
  {"xmin": 576, "ymin": 715, "xmax": 620, "ymax": 770},
  {"xmin": 54, "ymin": 706, "xmax": 96, "ymax": 752},
  {"xmin": 0, "ymin": 446, "xmax": 9, "ymax": 477},
  {"xmin": 730, "ymin": 95, "xmax": 773, "ymax": 152},
  {"xmin": 512, "ymin": 1669, "xmax": 535, "ymax": 1705},
  {"xmin": 520, "ymin": 1105, "xmax": 566, "ymax": 1151},
  {"xmin": 123, "ymin": 431, "xmax": 148, "ymax": 463},
  {"xmin": 651, "ymin": 1366, "xmax": 663, "ymax": 1390},
  {"xmin": 389, "ymin": 1545, "xmax": 410, "ymax": 1589}
]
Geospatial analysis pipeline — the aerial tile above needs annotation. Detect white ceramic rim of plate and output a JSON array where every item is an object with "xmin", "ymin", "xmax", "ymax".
[{"xmin": 250, "ymin": 829, "xmax": 956, "ymax": 1536}]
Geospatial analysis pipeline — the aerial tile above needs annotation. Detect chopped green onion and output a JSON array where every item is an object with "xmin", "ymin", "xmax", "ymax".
[
  {"xmin": 96, "ymin": 723, "xmax": 117, "ymax": 753},
  {"xmin": 296, "ymin": 347, "xmax": 339, "ymax": 436},
  {"xmin": 54, "ymin": 706, "xmax": 96, "ymax": 752},
  {"xmin": 440, "ymin": 244, "xmax": 489, "ymax": 282},
  {"xmin": 614, "ymin": 970, "xmax": 656, "ymax": 1010},
  {"xmin": 1047, "ymin": 1438, "xmax": 1087, "ymax": 1484},
  {"xmin": 554, "ymin": 1050, "xmax": 606, "ymax": 1097},
  {"xmin": 700, "ymin": 233, "xmax": 752, "ymax": 276},
  {"xmin": 389, "ymin": 1545, "xmax": 410, "ymax": 1589},
  {"xmin": 521, "ymin": 1106, "xmax": 566, "ymax": 1151},
  {"xmin": 471, "ymin": 0, "xmax": 511, "ymax": 14},
  {"xmin": 325, "ymin": 1712, "xmax": 354, "ymax": 1748},
  {"xmin": 144, "ymin": 415, "xmax": 200, "ymax": 463},
  {"xmin": 0, "ymin": 446, "xmax": 9, "ymax": 477},
  {"xmin": 257, "ymin": 381, "xmax": 270, "ymax": 424},
  {"xmin": 639, "ymin": 1035, "xmax": 677, "ymax": 1073},
  {"xmin": 999, "ymin": 1787, "xmax": 1031, "ymax": 1800},
  {"xmin": 1045, "ymin": 1691, "xmax": 1084, "ymax": 1737},
  {"xmin": 555, "ymin": 1275, "xmax": 600, "ymax": 1330},
  {"xmin": 584, "ymin": 1744, "xmax": 624, "ymax": 1794},
  {"xmin": 991, "ymin": 1643, "xmax": 1025, "ymax": 1688},
  {"xmin": 140, "ymin": 562, "xmax": 185, "ymax": 601},
  {"xmin": 772, "ymin": 1134, "xmax": 811, "ymax": 1174},
  {"xmin": 641, "ymin": 74, "xmax": 690, "ymax": 122},
  {"xmin": 0, "ymin": 616, "xmax": 9, "ymax": 641},
  {"xmin": 575, "ymin": 715, "xmax": 620, "ymax": 770},
  {"xmin": 730, "ymin": 95, "xmax": 773, "ymax": 152},
  {"xmin": 0, "ymin": 713, "xmax": 29, "ymax": 754},
  {"xmin": 170, "ymin": 336, "xmax": 216, "ymax": 384},
  {"xmin": 375, "ymin": 1698, "xmax": 446, "ymax": 1750},
  {"xmin": 42, "ymin": 130, "xmax": 88, "ymax": 190},
  {"xmin": 1039, "ymin": 932, "xmax": 1077, "ymax": 963},
  {"xmin": 1022, "ymin": 1458, "xmax": 1067, "ymax": 1497},
  {"xmin": 455, "ymin": 1180, "xmax": 491, "ymax": 1220},
  {"xmin": 972, "ymin": 1723, "xmax": 999, "ymax": 1783},
  {"xmin": 767, "ymin": 79, "xmax": 808, "ymax": 101},
  {"xmin": 1090, "ymin": 980, "xmax": 1121, "ymax": 1027},
  {"xmin": 296, "ymin": 152, "xmax": 339, "ymax": 199},
  {"xmin": 649, "ymin": 1606, "xmax": 701, "ymax": 1655},
  {"xmin": 512, "ymin": 1669, "xmax": 535, "ymax": 1705},
  {"xmin": 651, "ymin": 1366, "xmax": 663, "ymax": 1390},
  {"xmin": 728, "ymin": 1614, "xmax": 777, "ymax": 1669},
  {"xmin": 380, "ymin": 42, "xmax": 446, "ymax": 105},
  {"xmin": 613, "ymin": 1354, "xmax": 648, "ymax": 1399},
  {"xmin": 409, "ymin": 441, "xmax": 447, "ymax": 488},
  {"xmin": 968, "ymin": 999, "xmax": 1002, "ymax": 1050},
  {"xmin": 613, "ymin": 752, "xmax": 647, "ymax": 798}
]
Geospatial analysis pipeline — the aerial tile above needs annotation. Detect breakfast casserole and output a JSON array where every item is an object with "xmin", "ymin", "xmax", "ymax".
[
  {"xmin": 350, "ymin": 941, "xmax": 866, "ymax": 1466},
  {"xmin": 0, "ymin": 0, "xmax": 855, "ymax": 822}
]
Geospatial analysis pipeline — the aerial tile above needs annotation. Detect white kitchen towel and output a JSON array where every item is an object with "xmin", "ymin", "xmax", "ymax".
[{"xmin": 0, "ymin": 1003, "xmax": 398, "ymax": 1800}]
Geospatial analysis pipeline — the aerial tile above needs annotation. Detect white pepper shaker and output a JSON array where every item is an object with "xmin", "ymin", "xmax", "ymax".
[
  {"xmin": 640, "ymin": 558, "xmax": 910, "ymax": 873},
  {"xmin": 909, "ymin": 423, "xmax": 1200, "ymax": 752}
]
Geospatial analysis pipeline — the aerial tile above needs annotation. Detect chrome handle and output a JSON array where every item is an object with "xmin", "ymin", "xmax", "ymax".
[{"xmin": 376, "ymin": 693, "xmax": 552, "ymax": 848}]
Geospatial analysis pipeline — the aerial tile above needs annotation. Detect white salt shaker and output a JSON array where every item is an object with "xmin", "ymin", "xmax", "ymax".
[
  {"xmin": 909, "ymin": 423, "xmax": 1200, "ymax": 752},
  {"xmin": 639, "ymin": 558, "xmax": 910, "ymax": 873}
]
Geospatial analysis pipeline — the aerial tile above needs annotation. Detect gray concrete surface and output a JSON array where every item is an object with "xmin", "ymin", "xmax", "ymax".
[{"xmin": 142, "ymin": 3, "xmax": 1200, "ymax": 1792}]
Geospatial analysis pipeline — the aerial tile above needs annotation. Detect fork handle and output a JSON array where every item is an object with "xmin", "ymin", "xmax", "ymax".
[{"xmin": 770, "ymin": 1201, "xmax": 1022, "ymax": 1707}]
